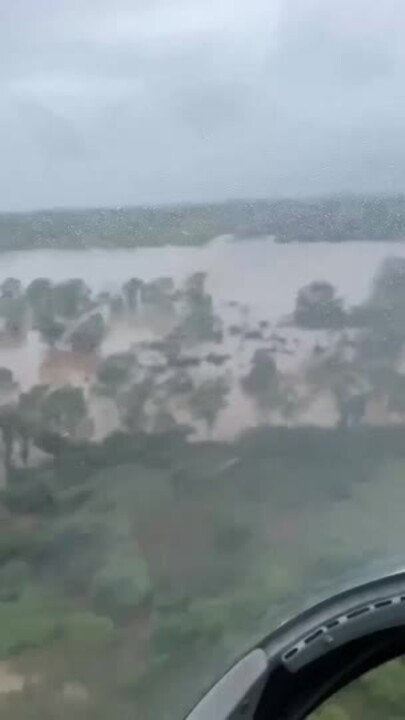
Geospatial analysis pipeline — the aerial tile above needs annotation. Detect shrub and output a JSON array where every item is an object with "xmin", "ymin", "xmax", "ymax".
[
  {"xmin": 1, "ymin": 480, "xmax": 54, "ymax": 514},
  {"xmin": 0, "ymin": 560, "xmax": 29, "ymax": 601},
  {"xmin": 62, "ymin": 612, "xmax": 114, "ymax": 645},
  {"xmin": 0, "ymin": 531, "xmax": 37, "ymax": 565},
  {"xmin": 0, "ymin": 601, "xmax": 60, "ymax": 657},
  {"xmin": 92, "ymin": 551, "xmax": 151, "ymax": 620}
]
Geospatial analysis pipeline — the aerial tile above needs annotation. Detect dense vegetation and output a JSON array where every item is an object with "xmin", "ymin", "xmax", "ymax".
[
  {"xmin": 314, "ymin": 659, "xmax": 405, "ymax": 719},
  {"xmin": 0, "ymin": 256, "xmax": 403, "ymax": 717},
  {"xmin": 0, "ymin": 421, "xmax": 404, "ymax": 719},
  {"xmin": 2, "ymin": 194, "xmax": 405, "ymax": 250}
]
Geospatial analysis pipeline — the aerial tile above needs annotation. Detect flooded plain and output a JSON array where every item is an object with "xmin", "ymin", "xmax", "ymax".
[
  {"xmin": 0, "ymin": 236, "xmax": 402, "ymax": 437},
  {"xmin": 0, "ymin": 236, "xmax": 403, "ymax": 315},
  {"xmin": 0, "ymin": 236, "xmax": 403, "ymax": 719}
]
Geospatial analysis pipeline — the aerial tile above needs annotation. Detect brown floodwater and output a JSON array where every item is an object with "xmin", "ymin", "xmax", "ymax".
[{"xmin": 0, "ymin": 236, "xmax": 401, "ymax": 436}]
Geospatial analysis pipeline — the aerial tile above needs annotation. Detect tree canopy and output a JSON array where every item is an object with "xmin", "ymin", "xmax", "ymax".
[
  {"xmin": 294, "ymin": 281, "xmax": 345, "ymax": 329},
  {"xmin": 70, "ymin": 312, "xmax": 106, "ymax": 353}
]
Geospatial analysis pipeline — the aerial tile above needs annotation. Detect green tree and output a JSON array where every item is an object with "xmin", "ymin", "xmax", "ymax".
[
  {"xmin": 92, "ymin": 550, "xmax": 150, "ymax": 620},
  {"xmin": 181, "ymin": 273, "xmax": 216, "ymax": 343},
  {"xmin": 97, "ymin": 353, "xmax": 135, "ymax": 393},
  {"xmin": 0, "ymin": 367, "xmax": 14, "ymax": 391},
  {"xmin": 18, "ymin": 384, "xmax": 49, "ymax": 430},
  {"xmin": 1, "ymin": 295, "xmax": 26, "ymax": 336},
  {"xmin": 0, "ymin": 403, "xmax": 31, "ymax": 472},
  {"xmin": 26, "ymin": 277, "xmax": 52, "ymax": 301},
  {"xmin": 386, "ymin": 370, "xmax": 405, "ymax": 414},
  {"xmin": 241, "ymin": 349, "xmax": 279, "ymax": 413},
  {"xmin": 371, "ymin": 256, "xmax": 405, "ymax": 315},
  {"xmin": 26, "ymin": 278, "xmax": 53, "ymax": 323},
  {"xmin": 152, "ymin": 395, "xmax": 178, "ymax": 434},
  {"xmin": 120, "ymin": 377, "xmax": 153, "ymax": 433},
  {"xmin": 362, "ymin": 256, "xmax": 405, "ymax": 346},
  {"xmin": 153, "ymin": 409, "xmax": 177, "ymax": 434},
  {"xmin": 95, "ymin": 290, "xmax": 111, "ymax": 305},
  {"xmin": 1, "ymin": 277, "xmax": 21, "ymax": 299},
  {"xmin": 0, "ymin": 560, "xmax": 29, "ymax": 601},
  {"xmin": 109, "ymin": 293, "xmax": 125, "ymax": 317},
  {"xmin": 188, "ymin": 376, "xmax": 229, "ymax": 432},
  {"xmin": 187, "ymin": 293, "xmax": 215, "ymax": 342},
  {"xmin": 307, "ymin": 352, "xmax": 360, "ymax": 401},
  {"xmin": 154, "ymin": 276, "xmax": 175, "ymax": 297},
  {"xmin": 185, "ymin": 272, "xmax": 206, "ymax": 298},
  {"xmin": 164, "ymin": 370, "xmax": 193, "ymax": 395},
  {"xmin": 161, "ymin": 328, "xmax": 183, "ymax": 363},
  {"xmin": 123, "ymin": 277, "xmax": 143, "ymax": 310},
  {"xmin": 41, "ymin": 386, "xmax": 87, "ymax": 437},
  {"xmin": 141, "ymin": 277, "xmax": 174, "ymax": 306},
  {"xmin": 53, "ymin": 279, "xmax": 91, "ymax": 318},
  {"xmin": 38, "ymin": 314, "xmax": 66, "ymax": 346},
  {"xmin": 70, "ymin": 312, "xmax": 106, "ymax": 353},
  {"xmin": 0, "ymin": 407, "xmax": 17, "ymax": 471},
  {"xmin": 356, "ymin": 326, "xmax": 403, "ymax": 381},
  {"xmin": 352, "ymin": 257, "xmax": 405, "ymax": 378},
  {"xmin": 294, "ymin": 281, "xmax": 345, "ymax": 329}
]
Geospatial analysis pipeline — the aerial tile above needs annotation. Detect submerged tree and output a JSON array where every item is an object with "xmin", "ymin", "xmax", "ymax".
[
  {"xmin": 182, "ymin": 272, "xmax": 216, "ymax": 343},
  {"xmin": 141, "ymin": 278, "xmax": 171, "ymax": 305},
  {"xmin": 338, "ymin": 393, "xmax": 369, "ymax": 429},
  {"xmin": 26, "ymin": 278, "xmax": 53, "ymax": 321},
  {"xmin": 1, "ymin": 278, "xmax": 21, "ymax": 300},
  {"xmin": 185, "ymin": 272, "xmax": 206, "ymax": 298},
  {"xmin": 355, "ymin": 257, "xmax": 405, "ymax": 377},
  {"xmin": 38, "ymin": 315, "xmax": 66, "ymax": 347},
  {"xmin": 370, "ymin": 257, "xmax": 405, "ymax": 316},
  {"xmin": 70, "ymin": 312, "xmax": 106, "ymax": 353},
  {"xmin": 307, "ymin": 352, "xmax": 359, "ymax": 398},
  {"xmin": 0, "ymin": 398, "xmax": 34, "ymax": 472},
  {"xmin": 355, "ymin": 324, "xmax": 403, "ymax": 389},
  {"xmin": 109, "ymin": 294, "xmax": 125, "ymax": 317},
  {"xmin": 123, "ymin": 277, "xmax": 143, "ymax": 310},
  {"xmin": 162, "ymin": 328, "xmax": 184, "ymax": 363},
  {"xmin": 97, "ymin": 353, "xmax": 135, "ymax": 393},
  {"xmin": 241, "ymin": 349, "xmax": 279, "ymax": 415},
  {"xmin": 53, "ymin": 279, "xmax": 91, "ymax": 319},
  {"xmin": 188, "ymin": 376, "xmax": 229, "ymax": 433},
  {"xmin": 0, "ymin": 406, "xmax": 19, "ymax": 471},
  {"xmin": 305, "ymin": 347, "xmax": 372, "ymax": 427},
  {"xmin": 152, "ymin": 404, "xmax": 178, "ymax": 434},
  {"xmin": 0, "ymin": 367, "xmax": 15, "ymax": 392},
  {"xmin": 41, "ymin": 386, "xmax": 87, "ymax": 437},
  {"xmin": 164, "ymin": 370, "xmax": 193, "ymax": 396},
  {"xmin": 141, "ymin": 278, "xmax": 176, "ymax": 327},
  {"xmin": 95, "ymin": 290, "xmax": 111, "ymax": 305},
  {"xmin": 120, "ymin": 377, "xmax": 154, "ymax": 433},
  {"xmin": 294, "ymin": 281, "xmax": 345, "ymax": 329},
  {"xmin": 0, "ymin": 289, "xmax": 27, "ymax": 336},
  {"xmin": 385, "ymin": 371, "xmax": 405, "ymax": 416},
  {"xmin": 18, "ymin": 385, "xmax": 49, "ymax": 430}
]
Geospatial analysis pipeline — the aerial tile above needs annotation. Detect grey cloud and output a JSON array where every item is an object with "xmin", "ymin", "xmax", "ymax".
[{"xmin": 0, "ymin": 0, "xmax": 404, "ymax": 210}]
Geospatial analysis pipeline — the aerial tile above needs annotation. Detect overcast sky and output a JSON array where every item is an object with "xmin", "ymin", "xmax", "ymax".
[{"xmin": 0, "ymin": 0, "xmax": 404, "ymax": 210}]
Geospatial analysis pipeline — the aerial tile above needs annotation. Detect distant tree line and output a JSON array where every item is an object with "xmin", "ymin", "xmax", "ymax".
[{"xmin": 2, "ymin": 194, "xmax": 405, "ymax": 250}]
